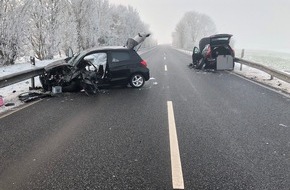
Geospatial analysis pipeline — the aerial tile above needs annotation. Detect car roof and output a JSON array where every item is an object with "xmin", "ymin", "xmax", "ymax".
[
  {"xmin": 210, "ymin": 34, "xmax": 233, "ymax": 39},
  {"xmin": 81, "ymin": 46, "xmax": 129, "ymax": 54},
  {"xmin": 75, "ymin": 46, "xmax": 132, "ymax": 60}
]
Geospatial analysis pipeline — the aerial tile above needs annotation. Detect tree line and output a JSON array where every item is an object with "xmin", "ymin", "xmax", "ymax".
[{"xmin": 0, "ymin": 0, "xmax": 156, "ymax": 66}]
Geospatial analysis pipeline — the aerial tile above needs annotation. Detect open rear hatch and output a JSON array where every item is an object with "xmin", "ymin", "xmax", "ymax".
[{"xmin": 126, "ymin": 33, "xmax": 151, "ymax": 50}]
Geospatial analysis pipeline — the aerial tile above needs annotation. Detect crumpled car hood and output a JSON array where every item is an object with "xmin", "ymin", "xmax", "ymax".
[{"xmin": 44, "ymin": 59, "xmax": 71, "ymax": 71}]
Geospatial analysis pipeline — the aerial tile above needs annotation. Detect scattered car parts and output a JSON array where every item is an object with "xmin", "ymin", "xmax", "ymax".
[{"xmin": 18, "ymin": 92, "xmax": 52, "ymax": 103}]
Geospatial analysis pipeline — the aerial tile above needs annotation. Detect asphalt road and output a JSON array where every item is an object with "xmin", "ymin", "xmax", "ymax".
[{"xmin": 1, "ymin": 45, "xmax": 290, "ymax": 190}]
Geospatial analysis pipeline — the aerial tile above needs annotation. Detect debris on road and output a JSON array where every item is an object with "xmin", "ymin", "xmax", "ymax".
[
  {"xmin": 4, "ymin": 103, "xmax": 15, "ymax": 107},
  {"xmin": 18, "ymin": 92, "xmax": 52, "ymax": 103},
  {"xmin": 0, "ymin": 95, "xmax": 4, "ymax": 107}
]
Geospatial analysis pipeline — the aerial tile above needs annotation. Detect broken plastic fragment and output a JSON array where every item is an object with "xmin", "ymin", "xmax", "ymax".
[
  {"xmin": 5, "ymin": 103, "xmax": 15, "ymax": 107},
  {"xmin": 0, "ymin": 96, "xmax": 3, "ymax": 107},
  {"xmin": 18, "ymin": 92, "xmax": 52, "ymax": 103}
]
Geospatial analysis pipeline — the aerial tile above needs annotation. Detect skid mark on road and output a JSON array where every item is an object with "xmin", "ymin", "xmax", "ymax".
[{"xmin": 167, "ymin": 101, "xmax": 184, "ymax": 189}]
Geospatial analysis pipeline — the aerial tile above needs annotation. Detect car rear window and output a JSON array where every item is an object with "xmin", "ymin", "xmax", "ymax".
[
  {"xmin": 211, "ymin": 37, "xmax": 229, "ymax": 42},
  {"xmin": 111, "ymin": 51, "xmax": 131, "ymax": 63}
]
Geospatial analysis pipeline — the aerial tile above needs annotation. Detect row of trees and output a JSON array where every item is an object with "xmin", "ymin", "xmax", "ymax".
[
  {"xmin": 0, "ymin": 0, "xmax": 156, "ymax": 66},
  {"xmin": 172, "ymin": 11, "xmax": 217, "ymax": 50}
]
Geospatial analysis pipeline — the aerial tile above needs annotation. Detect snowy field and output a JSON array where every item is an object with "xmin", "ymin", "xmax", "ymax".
[
  {"xmin": 1, "ymin": 48, "xmax": 290, "ymax": 114},
  {"xmin": 235, "ymin": 49, "xmax": 290, "ymax": 73}
]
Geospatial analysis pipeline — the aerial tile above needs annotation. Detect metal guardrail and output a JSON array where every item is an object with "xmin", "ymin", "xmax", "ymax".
[
  {"xmin": 0, "ymin": 67, "xmax": 44, "ymax": 88},
  {"xmin": 234, "ymin": 58, "xmax": 290, "ymax": 83}
]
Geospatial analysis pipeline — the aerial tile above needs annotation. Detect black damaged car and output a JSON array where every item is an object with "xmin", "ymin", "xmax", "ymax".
[{"xmin": 40, "ymin": 33, "xmax": 150, "ymax": 95}]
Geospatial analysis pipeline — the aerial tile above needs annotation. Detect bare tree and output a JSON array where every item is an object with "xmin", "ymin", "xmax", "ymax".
[
  {"xmin": 25, "ymin": 0, "xmax": 70, "ymax": 60},
  {"xmin": 172, "ymin": 11, "xmax": 217, "ymax": 49}
]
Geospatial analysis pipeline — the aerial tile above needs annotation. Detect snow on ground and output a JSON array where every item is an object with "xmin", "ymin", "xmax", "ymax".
[
  {"xmin": 233, "ymin": 63, "xmax": 290, "ymax": 94},
  {"xmin": 0, "ymin": 59, "xmax": 57, "ymax": 114},
  {"xmin": 0, "ymin": 59, "xmax": 58, "ymax": 77}
]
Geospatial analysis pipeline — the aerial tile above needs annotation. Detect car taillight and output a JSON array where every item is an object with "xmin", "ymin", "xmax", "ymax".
[
  {"xmin": 206, "ymin": 46, "xmax": 211, "ymax": 58},
  {"xmin": 140, "ymin": 60, "xmax": 147, "ymax": 67}
]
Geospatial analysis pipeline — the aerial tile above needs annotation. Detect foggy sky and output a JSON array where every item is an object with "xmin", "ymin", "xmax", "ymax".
[{"xmin": 109, "ymin": 0, "xmax": 290, "ymax": 52}]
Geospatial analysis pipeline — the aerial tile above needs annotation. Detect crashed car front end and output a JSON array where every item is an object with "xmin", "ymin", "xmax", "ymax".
[{"xmin": 40, "ymin": 58, "xmax": 98, "ymax": 95}]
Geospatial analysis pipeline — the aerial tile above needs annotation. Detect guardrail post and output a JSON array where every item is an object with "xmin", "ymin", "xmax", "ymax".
[
  {"xmin": 30, "ymin": 56, "xmax": 36, "ymax": 89},
  {"xmin": 240, "ymin": 49, "xmax": 245, "ymax": 71},
  {"xmin": 31, "ymin": 77, "xmax": 35, "ymax": 89},
  {"xmin": 241, "ymin": 49, "xmax": 245, "ymax": 58}
]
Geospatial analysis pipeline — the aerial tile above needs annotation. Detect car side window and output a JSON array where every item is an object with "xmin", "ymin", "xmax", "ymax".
[
  {"xmin": 111, "ymin": 51, "xmax": 130, "ymax": 63},
  {"xmin": 84, "ymin": 52, "xmax": 107, "ymax": 66},
  {"xmin": 83, "ymin": 52, "xmax": 107, "ymax": 74}
]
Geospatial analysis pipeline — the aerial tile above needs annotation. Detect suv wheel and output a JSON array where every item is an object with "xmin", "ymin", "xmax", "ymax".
[{"xmin": 130, "ymin": 73, "xmax": 145, "ymax": 88}]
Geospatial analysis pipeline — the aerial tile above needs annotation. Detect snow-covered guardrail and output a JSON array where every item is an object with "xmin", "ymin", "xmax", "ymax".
[
  {"xmin": 0, "ymin": 67, "xmax": 44, "ymax": 88},
  {"xmin": 234, "ymin": 58, "xmax": 290, "ymax": 83}
]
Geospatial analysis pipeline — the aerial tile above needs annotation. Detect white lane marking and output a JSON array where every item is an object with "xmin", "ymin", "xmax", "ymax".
[
  {"xmin": 279, "ymin": 124, "xmax": 289, "ymax": 128},
  {"xmin": 167, "ymin": 101, "xmax": 184, "ymax": 189},
  {"xmin": 164, "ymin": 56, "xmax": 167, "ymax": 60},
  {"xmin": 0, "ymin": 99, "xmax": 42, "ymax": 120},
  {"xmin": 165, "ymin": 65, "xmax": 168, "ymax": 71}
]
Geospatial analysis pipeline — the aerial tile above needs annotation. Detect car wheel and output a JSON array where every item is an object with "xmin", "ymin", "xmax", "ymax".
[{"xmin": 130, "ymin": 73, "xmax": 145, "ymax": 88}]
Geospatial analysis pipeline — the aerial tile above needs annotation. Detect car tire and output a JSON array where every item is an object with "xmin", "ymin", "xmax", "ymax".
[{"xmin": 130, "ymin": 73, "xmax": 145, "ymax": 88}]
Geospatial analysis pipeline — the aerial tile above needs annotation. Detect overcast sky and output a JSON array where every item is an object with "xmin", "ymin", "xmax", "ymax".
[{"xmin": 109, "ymin": 0, "xmax": 290, "ymax": 52}]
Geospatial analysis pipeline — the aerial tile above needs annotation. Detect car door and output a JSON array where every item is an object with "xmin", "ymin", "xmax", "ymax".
[
  {"xmin": 107, "ymin": 50, "xmax": 132, "ymax": 84},
  {"xmin": 192, "ymin": 46, "xmax": 201, "ymax": 64}
]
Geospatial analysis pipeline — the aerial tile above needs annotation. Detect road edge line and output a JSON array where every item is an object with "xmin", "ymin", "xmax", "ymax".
[
  {"xmin": 229, "ymin": 71, "xmax": 290, "ymax": 99},
  {"xmin": 0, "ymin": 99, "xmax": 42, "ymax": 120}
]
